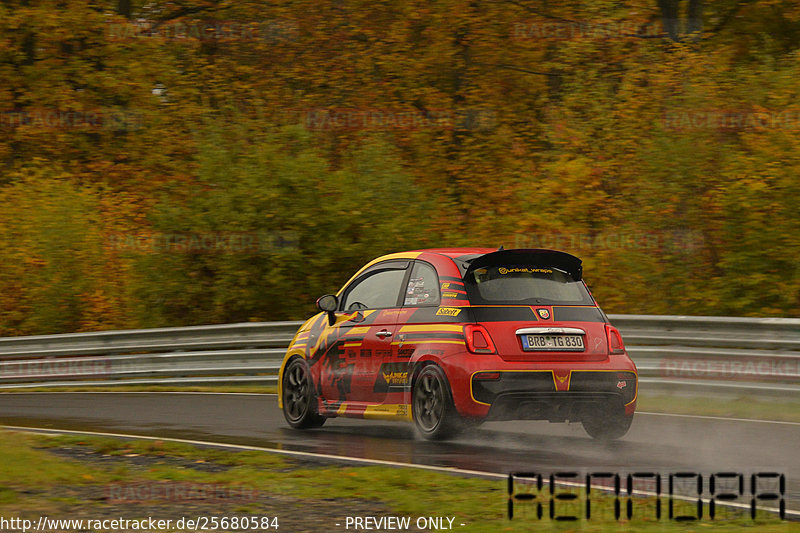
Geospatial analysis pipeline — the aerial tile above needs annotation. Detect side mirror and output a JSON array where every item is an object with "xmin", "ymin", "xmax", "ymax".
[{"xmin": 316, "ymin": 294, "xmax": 338, "ymax": 325}]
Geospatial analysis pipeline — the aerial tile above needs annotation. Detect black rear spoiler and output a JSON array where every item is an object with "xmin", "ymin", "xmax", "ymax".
[{"xmin": 461, "ymin": 249, "xmax": 583, "ymax": 281}]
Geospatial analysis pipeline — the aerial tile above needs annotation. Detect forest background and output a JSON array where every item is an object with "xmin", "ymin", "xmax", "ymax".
[{"xmin": 2, "ymin": 0, "xmax": 799, "ymax": 335}]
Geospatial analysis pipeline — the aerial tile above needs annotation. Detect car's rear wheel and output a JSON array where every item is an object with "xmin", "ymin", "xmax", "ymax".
[
  {"xmin": 412, "ymin": 365, "xmax": 462, "ymax": 440},
  {"xmin": 582, "ymin": 409, "xmax": 633, "ymax": 440},
  {"xmin": 282, "ymin": 358, "xmax": 326, "ymax": 429}
]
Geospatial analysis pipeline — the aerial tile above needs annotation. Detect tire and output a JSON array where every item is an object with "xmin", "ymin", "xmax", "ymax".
[
  {"xmin": 282, "ymin": 358, "xmax": 326, "ymax": 429},
  {"xmin": 582, "ymin": 409, "xmax": 633, "ymax": 441},
  {"xmin": 412, "ymin": 365, "xmax": 463, "ymax": 440}
]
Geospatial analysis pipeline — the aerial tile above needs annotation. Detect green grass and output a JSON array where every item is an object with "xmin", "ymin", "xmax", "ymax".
[
  {"xmin": 638, "ymin": 395, "xmax": 800, "ymax": 423},
  {"xmin": 0, "ymin": 431, "xmax": 111, "ymax": 487},
  {"xmin": 0, "ymin": 430, "xmax": 794, "ymax": 532}
]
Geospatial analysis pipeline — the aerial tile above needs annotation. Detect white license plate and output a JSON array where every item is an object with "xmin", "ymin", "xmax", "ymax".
[{"xmin": 522, "ymin": 334, "xmax": 584, "ymax": 351}]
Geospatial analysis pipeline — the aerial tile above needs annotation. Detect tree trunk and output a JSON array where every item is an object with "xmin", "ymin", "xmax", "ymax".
[
  {"xmin": 116, "ymin": 0, "xmax": 131, "ymax": 18},
  {"xmin": 687, "ymin": 0, "xmax": 704, "ymax": 38},
  {"xmin": 659, "ymin": 0, "xmax": 704, "ymax": 41},
  {"xmin": 658, "ymin": 0, "xmax": 680, "ymax": 41}
]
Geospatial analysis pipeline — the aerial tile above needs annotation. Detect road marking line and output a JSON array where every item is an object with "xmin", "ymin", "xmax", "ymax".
[
  {"xmin": 2, "ymin": 423, "xmax": 501, "ymax": 475},
  {"xmin": 2, "ymin": 424, "xmax": 796, "ymax": 518},
  {"xmin": 639, "ymin": 411, "xmax": 800, "ymax": 426}
]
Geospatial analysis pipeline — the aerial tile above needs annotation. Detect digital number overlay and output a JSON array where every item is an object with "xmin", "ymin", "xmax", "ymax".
[{"xmin": 508, "ymin": 472, "xmax": 786, "ymax": 521}]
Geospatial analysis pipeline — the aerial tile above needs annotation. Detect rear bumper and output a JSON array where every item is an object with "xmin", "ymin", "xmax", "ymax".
[
  {"xmin": 481, "ymin": 390, "xmax": 631, "ymax": 422},
  {"xmin": 439, "ymin": 352, "xmax": 638, "ymax": 420}
]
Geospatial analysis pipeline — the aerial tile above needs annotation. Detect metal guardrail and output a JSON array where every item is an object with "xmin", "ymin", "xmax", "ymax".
[
  {"xmin": 0, "ymin": 316, "xmax": 797, "ymax": 397},
  {"xmin": 0, "ymin": 322, "xmax": 300, "ymax": 389},
  {"xmin": 608, "ymin": 315, "xmax": 800, "ymax": 398}
]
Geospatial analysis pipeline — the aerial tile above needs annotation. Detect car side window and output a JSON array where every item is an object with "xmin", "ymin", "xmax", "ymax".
[
  {"xmin": 341, "ymin": 268, "xmax": 407, "ymax": 310},
  {"xmin": 403, "ymin": 261, "xmax": 441, "ymax": 307}
]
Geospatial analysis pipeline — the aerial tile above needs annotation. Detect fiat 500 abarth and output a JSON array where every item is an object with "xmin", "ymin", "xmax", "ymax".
[{"xmin": 278, "ymin": 248, "xmax": 637, "ymax": 440}]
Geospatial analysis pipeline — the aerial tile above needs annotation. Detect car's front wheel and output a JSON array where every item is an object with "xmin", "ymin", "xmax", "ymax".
[
  {"xmin": 282, "ymin": 358, "xmax": 326, "ymax": 429},
  {"xmin": 412, "ymin": 365, "xmax": 463, "ymax": 440},
  {"xmin": 582, "ymin": 408, "xmax": 633, "ymax": 440}
]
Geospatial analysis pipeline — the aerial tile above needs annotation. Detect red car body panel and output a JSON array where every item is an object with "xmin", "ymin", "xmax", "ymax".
[{"xmin": 279, "ymin": 248, "xmax": 638, "ymax": 425}]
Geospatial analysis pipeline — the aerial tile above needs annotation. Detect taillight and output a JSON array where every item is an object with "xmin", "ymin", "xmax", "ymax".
[
  {"xmin": 605, "ymin": 324, "xmax": 625, "ymax": 354},
  {"xmin": 464, "ymin": 324, "xmax": 496, "ymax": 354}
]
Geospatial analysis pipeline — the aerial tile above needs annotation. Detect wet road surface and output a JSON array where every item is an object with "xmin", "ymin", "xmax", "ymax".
[{"xmin": 1, "ymin": 392, "xmax": 797, "ymax": 514}]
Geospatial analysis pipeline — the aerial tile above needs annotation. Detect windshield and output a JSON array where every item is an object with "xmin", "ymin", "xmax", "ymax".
[{"xmin": 464, "ymin": 265, "xmax": 594, "ymax": 305}]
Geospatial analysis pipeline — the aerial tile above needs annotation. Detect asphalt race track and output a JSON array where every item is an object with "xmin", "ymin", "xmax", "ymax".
[{"xmin": 1, "ymin": 392, "xmax": 798, "ymax": 515}]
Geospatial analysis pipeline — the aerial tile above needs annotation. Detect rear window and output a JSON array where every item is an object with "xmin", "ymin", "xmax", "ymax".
[{"xmin": 464, "ymin": 265, "xmax": 594, "ymax": 305}]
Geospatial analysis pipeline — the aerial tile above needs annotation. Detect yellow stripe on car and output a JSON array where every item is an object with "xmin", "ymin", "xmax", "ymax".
[
  {"xmin": 399, "ymin": 324, "xmax": 464, "ymax": 333},
  {"xmin": 363, "ymin": 403, "xmax": 412, "ymax": 421}
]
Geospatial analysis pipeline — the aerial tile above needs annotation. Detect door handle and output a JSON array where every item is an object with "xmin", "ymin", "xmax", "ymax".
[{"xmin": 375, "ymin": 330, "xmax": 393, "ymax": 338}]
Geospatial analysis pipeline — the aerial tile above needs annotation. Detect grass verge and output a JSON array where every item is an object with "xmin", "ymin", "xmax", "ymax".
[
  {"xmin": 637, "ymin": 394, "xmax": 800, "ymax": 423},
  {"xmin": 0, "ymin": 429, "xmax": 793, "ymax": 532}
]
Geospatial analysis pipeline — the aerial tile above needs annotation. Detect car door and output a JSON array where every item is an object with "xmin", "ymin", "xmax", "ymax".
[
  {"xmin": 377, "ymin": 260, "xmax": 447, "ymax": 407},
  {"xmin": 317, "ymin": 260, "xmax": 410, "ymax": 408}
]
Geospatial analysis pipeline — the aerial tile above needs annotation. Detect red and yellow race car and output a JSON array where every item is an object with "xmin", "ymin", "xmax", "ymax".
[{"xmin": 278, "ymin": 248, "xmax": 637, "ymax": 440}]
